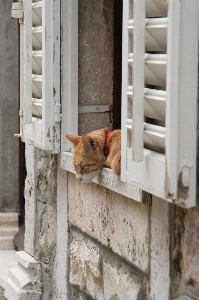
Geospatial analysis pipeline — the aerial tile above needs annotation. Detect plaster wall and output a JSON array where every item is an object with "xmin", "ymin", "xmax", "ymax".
[{"xmin": 0, "ymin": 0, "xmax": 19, "ymax": 212}]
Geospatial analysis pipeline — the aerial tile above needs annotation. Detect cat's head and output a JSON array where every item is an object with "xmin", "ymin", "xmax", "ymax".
[{"xmin": 66, "ymin": 129, "xmax": 107, "ymax": 183}]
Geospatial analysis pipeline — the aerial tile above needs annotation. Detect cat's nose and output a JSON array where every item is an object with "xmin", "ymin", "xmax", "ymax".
[{"xmin": 76, "ymin": 174, "xmax": 82, "ymax": 181}]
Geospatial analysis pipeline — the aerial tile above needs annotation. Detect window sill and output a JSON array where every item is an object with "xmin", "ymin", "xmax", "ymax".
[{"xmin": 61, "ymin": 152, "xmax": 142, "ymax": 202}]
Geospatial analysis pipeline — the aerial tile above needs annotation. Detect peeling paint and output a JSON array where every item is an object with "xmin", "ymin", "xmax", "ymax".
[{"xmin": 177, "ymin": 172, "xmax": 189, "ymax": 201}]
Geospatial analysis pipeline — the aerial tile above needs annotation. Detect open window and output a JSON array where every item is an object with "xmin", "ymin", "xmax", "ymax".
[
  {"xmin": 17, "ymin": 0, "xmax": 60, "ymax": 153},
  {"xmin": 121, "ymin": 0, "xmax": 198, "ymax": 208}
]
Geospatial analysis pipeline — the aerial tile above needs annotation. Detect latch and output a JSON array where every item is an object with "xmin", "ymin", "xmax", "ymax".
[
  {"xmin": 11, "ymin": 2, "xmax": 23, "ymax": 23},
  {"xmin": 78, "ymin": 104, "xmax": 113, "ymax": 123},
  {"xmin": 105, "ymin": 104, "xmax": 113, "ymax": 123}
]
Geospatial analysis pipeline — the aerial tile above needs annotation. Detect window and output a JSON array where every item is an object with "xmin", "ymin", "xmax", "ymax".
[
  {"xmin": 16, "ymin": 0, "xmax": 198, "ymax": 208},
  {"xmin": 121, "ymin": 0, "xmax": 198, "ymax": 208},
  {"xmin": 17, "ymin": 0, "xmax": 61, "ymax": 153}
]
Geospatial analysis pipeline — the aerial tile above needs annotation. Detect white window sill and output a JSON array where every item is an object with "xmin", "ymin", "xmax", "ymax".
[{"xmin": 61, "ymin": 152, "xmax": 142, "ymax": 203}]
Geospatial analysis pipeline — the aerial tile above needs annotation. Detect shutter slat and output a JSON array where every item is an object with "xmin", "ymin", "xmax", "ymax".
[
  {"xmin": 127, "ymin": 87, "xmax": 166, "ymax": 121},
  {"xmin": 129, "ymin": 53, "xmax": 167, "ymax": 86},
  {"xmin": 128, "ymin": 18, "xmax": 167, "ymax": 52},
  {"xmin": 32, "ymin": 27, "xmax": 42, "ymax": 50},
  {"xmin": 144, "ymin": 88, "xmax": 166, "ymax": 121},
  {"xmin": 146, "ymin": 0, "xmax": 168, "ymax": 18},
  {"xmin": 126, "ymin": 119, "xmax": 165, "ymax": 153},
  {"xmin": 145, "ymin": 54, "xmax": 167, "ymax": 86},
  {"xmin": 32, "ymin": 1, "xmax": 42, "ymax": 27},
  {"xmin": 32, "ymin": 50, "xmax": 42, "ymax": 74},
  {"xmin": 144, "ymin": 123, "xmax": 165, "ymax": 154},
  {"xmin": 145, "ymin": 18, "xmax": 167, "ymax": 51},
  {"xmin": 32, "ymin": 98, "xmax": 42, "ymax": 118},
  {"xmin": 32, "ymin": 74, "xmax": 42, "ymax": 99}
]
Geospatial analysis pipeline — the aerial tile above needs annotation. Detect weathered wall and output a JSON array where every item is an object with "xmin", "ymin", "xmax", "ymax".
[
  {"xmin": 78, "ymin": 0, "xmax": 114, "ymax": 135},
  {"xmin": 0, "ymin": 0, "xmax": 19, "ymax": 212},
  {"xmin": 171, "ymin": 207, "xmax": 199, "ymax": 299},
  {"xmin": 67, "ymin": 173, "xmax": 149, "ymax": 299},
  {"xmin": 24, "ymin": 145, "xmax": 57, "ymax": 299}
]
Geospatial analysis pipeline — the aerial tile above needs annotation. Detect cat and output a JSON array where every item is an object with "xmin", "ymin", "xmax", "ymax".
[{"xmin": 65, "ymin": 127, "xmax": 121, "ymax": 183}]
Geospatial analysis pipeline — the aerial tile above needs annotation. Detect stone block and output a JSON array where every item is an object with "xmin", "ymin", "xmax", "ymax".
[
  {"xmin": 24, "ymin": 144, "xmax": 36, "ymax": 256},
  {"xmin": 70, "ymin": 286, "xmax": 93, "ymax": 300},
  {"xmin": 4, "ymin": 251, "xmax": 41, "ymax": 300},
  {"xmin": 150, "ymin": 197, "xmax": 170, "ymax": 300},
  {"xmin": 68, "ymin": 173, "xmax": 149, "ymax": 272},
  {"xmin": 172, "ymin": 296, "xmax": 196, "ymax": 300},
  {"xmin": 180, "ymin": 209, "xmax": 199, "ymax": 290},
  {"xmin": 69, "ymin": 231, "xmax": 103, "ymax": 300},
  {"xmin": 103, "ymin": 253, "xmax": 142, "ymax": 300},
  {"xmin": 172, "ymin": 207, "xmax": 199, "ymax": 297}
]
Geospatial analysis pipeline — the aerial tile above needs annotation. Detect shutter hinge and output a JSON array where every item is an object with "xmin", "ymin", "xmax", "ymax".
[
  {"xmin": 54, "ymin": 103, "xmax": 62, "ymax": 122},
  {"xmin": 11, "ymin": 2, "xmax": 23, "ymax": 24}
]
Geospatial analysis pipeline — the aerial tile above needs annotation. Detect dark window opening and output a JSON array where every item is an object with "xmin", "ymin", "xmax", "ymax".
[{"xmin": 113, "ymin": 0, "xmax": 123, "ymax": 130}]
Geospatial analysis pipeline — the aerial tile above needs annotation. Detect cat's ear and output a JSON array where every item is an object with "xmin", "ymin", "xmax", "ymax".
[
  {"xmin": 82, "ymin": 135, "xmax": 96, "ymax": 152},
  {"xmin": 65, "ymin": 134, "xmax": 81, "ymax": 146}
]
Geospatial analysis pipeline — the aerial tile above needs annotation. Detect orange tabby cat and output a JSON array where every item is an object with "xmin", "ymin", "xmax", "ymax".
[{"xmin": 66, "ymin": 127, "xmax": 121, "ymax": 183}]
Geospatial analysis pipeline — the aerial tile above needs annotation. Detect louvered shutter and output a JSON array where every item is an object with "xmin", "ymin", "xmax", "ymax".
[
  {"xmin": 61, "ymin": 0, "xmax": 78, "ymax": 153},
  {"xmin": 19, "ymin": 0, "xmax": 60, "ymax": 153},
  {"xmin": 121, "ymin": 0, "xmax": 198, "ymax": 208}
]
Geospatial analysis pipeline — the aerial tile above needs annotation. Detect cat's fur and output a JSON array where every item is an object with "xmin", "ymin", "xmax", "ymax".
[{"xmin": 66, "ymin": 127, "xmax": 121, "ymax": 183}]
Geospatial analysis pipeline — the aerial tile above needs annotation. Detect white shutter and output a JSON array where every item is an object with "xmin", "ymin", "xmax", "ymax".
[
  {"xmin": 121, "ymin": 0, "xmax": 198, "ymax": 208},
  {"xmin": 61, "ymin": 0, "xmax": 78, "ymax": 154},
  {"xmin": 19, "ymin": 0, "xmax": 60, "ymax": 153}
]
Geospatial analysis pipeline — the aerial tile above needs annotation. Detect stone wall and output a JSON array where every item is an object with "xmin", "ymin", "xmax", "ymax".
[
  {"xmin": 67, "ymin": 173, "xmax": 150, "ymax": 299},
  {"xmin": 55, "ymin": 171, "xmax": 171, "ymax": 300},
  {"xmin": 171, "ymin": 207, "xmax": 199, "ymax": 299},
  {"xmin": 24, "ymin": 145, "xmax": 57, "ymax": 299}
]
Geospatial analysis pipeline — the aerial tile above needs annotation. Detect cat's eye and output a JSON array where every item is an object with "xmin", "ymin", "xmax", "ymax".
[{"xmin": 81, "ymin": 165, "xmax": 86, "ymax": 170}]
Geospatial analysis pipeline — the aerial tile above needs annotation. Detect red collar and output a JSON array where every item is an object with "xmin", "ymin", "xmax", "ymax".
[{"xmin": 104, "ymin": 131, "xmax": 111, "ymax": 157}]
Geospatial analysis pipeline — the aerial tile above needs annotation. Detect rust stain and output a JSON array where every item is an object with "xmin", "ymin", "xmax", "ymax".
[{"xmin": 177, "ymin": 172, "xmax": 189, "ymax": 201}]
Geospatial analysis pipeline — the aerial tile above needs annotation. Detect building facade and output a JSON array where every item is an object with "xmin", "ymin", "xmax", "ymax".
[{"xmin": 1, "ymin": 0, "xmax": 199, "ymax": 299}]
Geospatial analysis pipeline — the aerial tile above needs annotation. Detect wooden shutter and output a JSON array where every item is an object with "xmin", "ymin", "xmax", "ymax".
[
  {"xmin": 121, "ymin": 0, "xmax": 198, "ymax": 208},
  {"xmin": 18, "ymin": 0, "xmax": 60, "ymax": 153},
  {"xmin": 61, "ymin": 0, "xmax": 78, "ymax": 153}
]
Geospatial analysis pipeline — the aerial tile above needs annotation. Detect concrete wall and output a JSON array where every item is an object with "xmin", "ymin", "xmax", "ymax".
[{"xmin": 0, "ymin": 0, "xmax": 19, "ymax": 212}]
